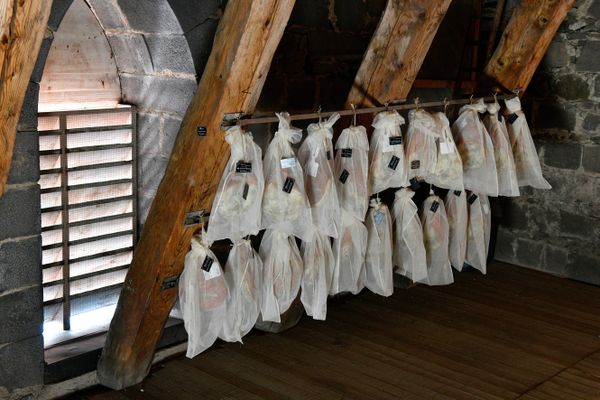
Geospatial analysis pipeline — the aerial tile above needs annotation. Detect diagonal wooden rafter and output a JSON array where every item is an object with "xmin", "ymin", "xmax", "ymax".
[
  {"xmin": 483, "ymin": 0, "xmax": 575, "ymax": 94},
  {"xmin": 97, "ymin": 0, "xmax": 296, "ymax": 390},
  {"xmin": 0, "ymin": 0, "xmax": 52, "ymax": 196},
  {"xmin": 346, "ymin": 0, "xmax": 453, "ymax": 108}
]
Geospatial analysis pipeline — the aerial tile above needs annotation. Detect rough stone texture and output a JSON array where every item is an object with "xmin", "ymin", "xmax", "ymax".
[
  {"xmin": 136, "ymin": 112, "xmax": 162, "ymax": 160},
  {"xmin": 121, "ymin": 74, "xmax": 197, "ymax": 115},
  {"xmin": 0, "ymin": 286, "xmax": 43, "ymax": 344},
  {"xmin": 0, "ymin": 335, "xmax": 44, "ymax": 392},
  {"xmin": 117, "ymin": 0, "xmax": 183, "ymax": 34},
  {"xmin": 107, "ymin": 34, "xmax": 154, "ymax": 75},
  {"xmin": 0, "ymin": 237, "xmax": 41, "ymax": 295},
  {"xmin": 87, "ymin": 0, "xmax": 127, "ymax": 30},
  {"xmin": 0, "ymin": 186, "xmax": 41, "ymax": 242},
  {"xmin": 162, "ymin": 116, "xmax": 183, "ymax": 157},
  {"xmin": 17, "ymin": 82, "xmax": 40, "ymax": 132},
  {"xmin": 543, "ymin": 142, "xmax": 582, "ymax": 170},
  {"xmin": 7, "ymin": 132, "xmax": 39, "ymax": 185},
  {"xmin": 582, "ymin": 145, "xmax": 600, "ymax": 173},
  {"xmin": 144, "ymin": 35, "xmax": 195, "ymax": 74},
  {"xmin": 575, "ymin": 40, "xmax": 600, "ymax": 72},
  {"xmin": 138, "ymin": 154, "xmax": 169, "ymax": 193}
]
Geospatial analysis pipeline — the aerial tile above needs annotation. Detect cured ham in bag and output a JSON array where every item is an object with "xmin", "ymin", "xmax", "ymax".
[
  {"xmin": 335, "ymin": 125, "xmax": 370, "ymax": 221},
  {"xmin": 392, "ymin": 188, "xmax": 427, "ymax": 283},
  {"xmin": 179, "ymin": 233, "xmax": 228, "ymax": 357},
  {"xmin": 369, "ymin": 111, "xmax": 408, "ymax": 194},
  {"xmin": 504, "ymin": 96, "xmax": 551, "ymax": 189},
  {"xmin": 259, "ymin": 230, "xmax": 304, "ymax": 323},
  {"xmin": 298, "ymin": 113, "xmax": 340, "ymax": 238},
  {"xmin": 301, "ymin": 228, "xmax": 335, "ymax": 320},
  {"xmin": 420, "ymin": 191, "xmax": 453, "ymax": 285},
  {"xmin": 452, "ymin": 98, "xmax": 499, "ymax": 196},
  {"xmin": 429, "ymin": 112, "xmax": 464, "ymax": 191},
  {"xmin": 364, "ymin": 198, "xmax": 393, "ymax": 297},
  {"xmin": 331, "ymin": 210, "xmax": 368, "ymax": 295},
  {"xmin": 405, "ymin": 109, "xmax": 438, "ymax": 181},
  {"xmin": 444, "ymin": 190, "xmax": 468, "ymax": 271},
  {"xmin": 484, "ymin": 102, "xmax": 520, "ymax": 197},
  {"xmin": 207, "ymin": 126, "xmax": 264, "ymax": 242},
  {"xmin": 465, "ymin": 193, "xmax": 491, "ymax": 274},
  {"xmin": 219, "ymin": 239, "xmax": 262, "ymax": 342},
  {"xmin": 262, "ymin": 112, "xmax": 313, "ymax": 242}
]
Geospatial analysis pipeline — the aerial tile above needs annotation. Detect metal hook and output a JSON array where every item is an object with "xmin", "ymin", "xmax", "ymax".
[
  {"xmin": 443, "ymin": 98, "xmax": 449, "ymax": 114},
  {"xmin": 317, "ymin": 105, "xmax": 322, "ymax": 124},
  {"xmin": 493, "ymin": 91, "xmax": 498, "ymax": 104},
  {"xmin": 384, "ymin": 102, "xmax": 389, "ymax": 111},
  {"xmin": 513, "ymin": 88, "xmax": 521, "ymax": 97},
  {"xmin": 350, "ymin": 103, "xmax": 357, "ymax": 126},
  {"xmin": 414, "ymin": 97, "xmax": 421, "ymax": 111},
  {"xmin": 469, "ymin": 94, "xmax": 474, "ymax": 104}
]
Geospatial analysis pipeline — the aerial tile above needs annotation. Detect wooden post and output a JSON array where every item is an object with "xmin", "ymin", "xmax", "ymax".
[
  {"xmin": 97, "ymin": 0, "xmax": 296, "ymax": 389},
  {"xmin": 0, "ymin": 0, "xmax": 52, "ymax": 196},
  {"xmin": 483, "ymin": 0, "xmax": 575, "ymax": 93},
  {"xmin": 346, "ymin": 0, "xmax": 453, "ymax": 108}
]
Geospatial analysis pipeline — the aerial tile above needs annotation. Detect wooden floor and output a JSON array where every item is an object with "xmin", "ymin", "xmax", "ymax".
[{"xmin": 68, "ymin": 262, "xmax": 600, "ymax": 400}]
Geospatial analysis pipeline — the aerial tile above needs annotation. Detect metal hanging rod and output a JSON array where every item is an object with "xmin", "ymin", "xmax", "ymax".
[{"xmin": 221, "ymin": 94, "xmax": 512, "ymax": 128}]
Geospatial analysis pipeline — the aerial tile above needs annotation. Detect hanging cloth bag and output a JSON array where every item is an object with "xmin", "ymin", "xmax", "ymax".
[
  {"xmin": 504, "ymin": 96, "xmax": 551, "ymax": 189},
  {"xmin": 364, "ymin": 198, "xmax": 394, "ymax": 297},
  {"xmin": 259, "ymin": 230, "xmax": 304, "ymax": 323},
  {"xmin": 391, "ymin": 188, "xmax": 428, "ymax": 283},
  {"xmin": 219, "ymin": 239, "xmax": 262, "ymax": 342},
  {"xmin": 298, "ymin": 113, "xmax": 341, "ymax": 238},
  {"xmin": 420, "ymin": 191, "xmax": 454, "ymax": 286},
  {"xmin": 429, "ymin": 112, "xmax": 464, "ymax": 191},
  {"xmin": 465, "ymin": 192, "xmax": 491, "ymax": 274},
  {"xmin": 262, "ymin": 112, "xmax": 313, "ymax": 242},
  {"xmin": 334, "ymin": 125, "xmax": 370, "ymax": 221},
  {"xmin": 444, "ymin": 189, "xmax": 468, "ymax": 271},
  {"xmin": 301, "ymin": 228, "xmax": 335, "ymax": 320},
  {"xmin": 405, "ymin": 109, "xmax": 439, "ymax": 181},
  {"xmin": 179, "ymin": 233, "xmax": 229, "ymax": 358},
  {"xmin": 452, "ymin": 98, "xmax": 499, "ymax": 196},
  {"xmin": 330, "ymin": 210, "xmax": 368, "ymax": 295},
  {"xmin": 484, "ymin": 102, "xmax": 520, "ymax": 197},
  {"xmin": 369, "ymin": 111, "xmax": 408, "ymax": 194},
  {"xmin": 207, "ymin": 126, "xmax": 265, "ymax": 242}
]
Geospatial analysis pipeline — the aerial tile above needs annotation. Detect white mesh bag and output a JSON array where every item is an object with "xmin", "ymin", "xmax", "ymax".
[
  {"xmin": 364, "ymin": 198, "xmax": 394, "ymax": 297},
  {"xmin": 206, "ymin": 126, "xmax": 264, "ymax": 242},
  {"xmin": 219, "ymin": 239, "xmax": 262, "ymax": 342},
  {"xmin": 391, "ymin": 188, "xmax": 428, "ymax": 283},
  {"xmin": 484, "ymin": 102, "xmax": 520, "ymax": 197},
  {"xmin": 444, "ymin": 189, "xmax": 468, "ymax": 271},
  {"xmin": 259, "ymin": 229, "xmax": 304, "ymax": 323},
  {"xmin": 452, "ymin": 98, "xmax": 499, "ymax": 196},
  {"xmin": 298, "ymin": 113, "xmax": 341, "ymax": 238},
  {"xmin": 334, "ymin": 125, "xmax": 370, "ymax": 221},
  {"xmin": 262, "ymin": 112, "xmax": 313, "ymax": 242},
  {"xmin": 465, "ymin": 193, "xmax": 491, "ymax": 274},
  {"xmin": 179, "ymin": 233, "xmax": 228, "ymax": 358},
  {"xmin": 504, "ymin": 96, "xmax": 551, "ymax": 189},
  {"xmin": 420, "ymin": 192, "xmax": 453, "ymax": 286},
  {"xmin": 301, "ymin": 228, "xmax": 335, "ymax": 320},
  {"xmin": 405, "ymin": 109, "xmax": 439, "ymax": 181},
  {"xmin": 369, "ymin": 111, "xmax": 408, "ymax": 194},
  {"xmin": 429, "ymin": 112, "xmax": 464, "ymax": 191},
  {"xmin": 330, "ymin": 210, "xmax": 368, "ymax": 295}
]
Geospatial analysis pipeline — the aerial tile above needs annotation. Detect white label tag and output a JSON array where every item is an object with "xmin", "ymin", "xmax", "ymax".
[
  {"xmin": 482, "ymin": 203, "xmax": 489, "ymax": 214},
  {"xmin": 280, "ymin": 157, "xmax": 297, "ymax": 169},
  {"xmin": 440, "ymin": 140, "xmax": 453, "ymax": 155},
  {"xmin": 307, "ymin": 160, "xmax": 319, "ymax": 177},
  {"xmin": 203, "ymin": 265, "xmax": 222, "ymax": 280},
  {"xmin": 374, "ymin": 211, "xmax": 384, "ymax": 225}
]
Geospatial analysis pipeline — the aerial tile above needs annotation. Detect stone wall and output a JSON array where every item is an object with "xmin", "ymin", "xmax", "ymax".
[{"xmin": 494, "ymin": 0, "xmax": 600, "ymax": 283}]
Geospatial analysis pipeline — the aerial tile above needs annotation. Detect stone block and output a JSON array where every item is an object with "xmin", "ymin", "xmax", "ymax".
[
  {"xmin": 583, "ymin": 145, "xmax": 600, "ymax": 173},
  {"xmin": 165, "ymin": 0, "xmax": 223, "ymax": 33},
  {"xmin": 543, "ymin": 142, "xmax": 582, "ymax": 170},
  {"xmin": 87, "ymin": 0, "xmax": 127, "ymax": 30},
  {"xmin": 0, "ymin": 186, "xmax": 41, "ymax": 241},
  {"xmin": 542, "ymin": 40, "xmax": 570, "ymax": 68},
  {"xmin": 493, "ymin": 227, "xmax": 516, "ymax": 263},
  {"xmin": 0, "ymin": 335, "xmax": 44, "ymax": 393},
  {"xmin": 138, "ymin": 154, "xmax": 168, "ymax": 192},
  {"xmin": 162, "ymin": 117, "xmax": 183, "ymax": 157},
  {"xmin": 542, "ymin": 245, "xmax": 569, "ymax": 277},
  {"xmin": 121, "ymin": 75, "xmax": 196, "ymax": 115},
  {"xmin": 559, "ymin": 210, "xmax": 595, "ymax": 238},
  {"xmin": 7, "ymin": 131, "xmax": 39, "ymax": 185},
  {"xmin": 566, "ymin": 253, "xmax": 600, "ymax": 286},
  {"xmin": 30, "ymin": 37, "xmax": 53, "ymax": 84},
  {"xmin": 334, "ymin": 0, "xmax": 368, "ymax": 31},
  {"xmin": 185, "ymin": 19, "xmax": 219, "ymax": 78},
  {"xmin": 499, "ymin": 201, "xmax": 529, "ymax": 231},
  {"xmin": 533, "ymin": 101, "xmax": 576, "ymax": 131},
  {"xmin": 145, "ymin": 34, "xmax": 195, "ymax": 74},
  {"xmin": 0, "ymin": 237, "xmax": 41, "ymax": 296},
  {"xmin": 136, "ymin": 112, "xmax": 162, "ymax": 159},
  {"xmin": 551, "ymin": 74, "xmax": 590, "ymax": 100},
  {"xmin": 117, "ymin": 0, "xmax": 183, "ymax": 34},
  {"xmin": 289, "ymin": 0, "xmax": 330, "ymax": 27},
  {"xmin": 107, "ymin": 34, "xmax": 153, "ymax": 75},
  {"xmin": 575, "ymin": 40, "xmax": 600, "ymax": 72},
  {"xmin": 583, "ymin": 113, "xmax": 600, "ymax": 132},
  {"xmin": 514, "ymin": 238, "xmax": 544, "ymax": 269},
  {"xmin": 17, "ymin": 82, "xmax": 40, "ymax": 132},
  {"xmin": 47, "ymin": 0, "xmax": 74, "ymax": 32},
  {"xmin": 0, "ymin": 286, "xmax": 43, "ymax": 344},
  {"xmin": 595, "ymin": 77, "xmax": 600, "ymax": 97}
]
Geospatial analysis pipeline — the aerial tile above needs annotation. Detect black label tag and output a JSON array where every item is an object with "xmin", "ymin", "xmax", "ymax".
[
  {"xmin": 409, "ymin": 178, "xmax": 420, "ymax": 191},
  {"xmin": 201, "ymin": 256, "xmax": 214, "ymax": 272},
  {"xmin": 326, "ymin": 150, "xmax": 331, "ymax": 160},
  {"xmin": 430, "ymin": 200, "xmax": 439, "ymax": 213},
  {"xmin": 388, "ymin": 155, "xmax": 400, "ymax": 170},
  {"xmin": 507, "ymin": 113, "xmax": 519, "ymax": 124},
  {"xmin": 282, "ymin": 177, "xmax": 295, "ymax": 193},
  {"xmin": 341, "ymin": 148, "xmax": 353, "ymax": 158},
  {"xmin": 468, "ymin": 193, "xmax": 478, "ymax": 204},
  {"xmin": 236, "ymin": 161, "xmax": 252, "ymax": 173},
  {"xmin": 454, "ymin": 190, "xmax": 462, "ymax": 197},
  {"xmin": 497, "ymin": 113, "xmax": 502, "ymax": 122},
  {"xmin": 242, "ymin": 183, "xmax": 249, "ymax": 200},
  {"xmin": 339, "ymin": 169, "xmax": 349, "ymax": 184},
  {"xmin": 411, "ymin": 160, "xmax": 420, "ymax": 170},
  {"xmin": 389, "ymin": 136, "xmax": 402, "ymax": 145}
]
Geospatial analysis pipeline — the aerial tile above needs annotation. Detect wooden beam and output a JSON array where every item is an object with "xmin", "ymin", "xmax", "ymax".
[
  {"xmin": 346, "ymin": 0, "xmax": 452, "ymax": 107},
  {"xmin": 0, "ymin": 0, "xmax": 52, "ymax": 196},
  {"xmin": 97, "ymin": 0, "xmax": 296, "ymax": 389},
  {"xmin": 483, "ymin": 0, "xmax": 575, "ymax": 93}
]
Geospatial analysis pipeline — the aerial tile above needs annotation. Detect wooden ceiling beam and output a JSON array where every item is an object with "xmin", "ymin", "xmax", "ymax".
[
  {"xmin": 96, "ymin": 0, "xmax": 296, "ymax": 389},
  {"xmin": 483, "ymin": 0, "xmax": 575, "ymax": 94},
  {"xmin": 0, "ymin": 0, "xmax": 52, "ymax": 196},
  {"xmin": 346, "ymin": 0, "xmax": 453, "ymax": 108}
]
